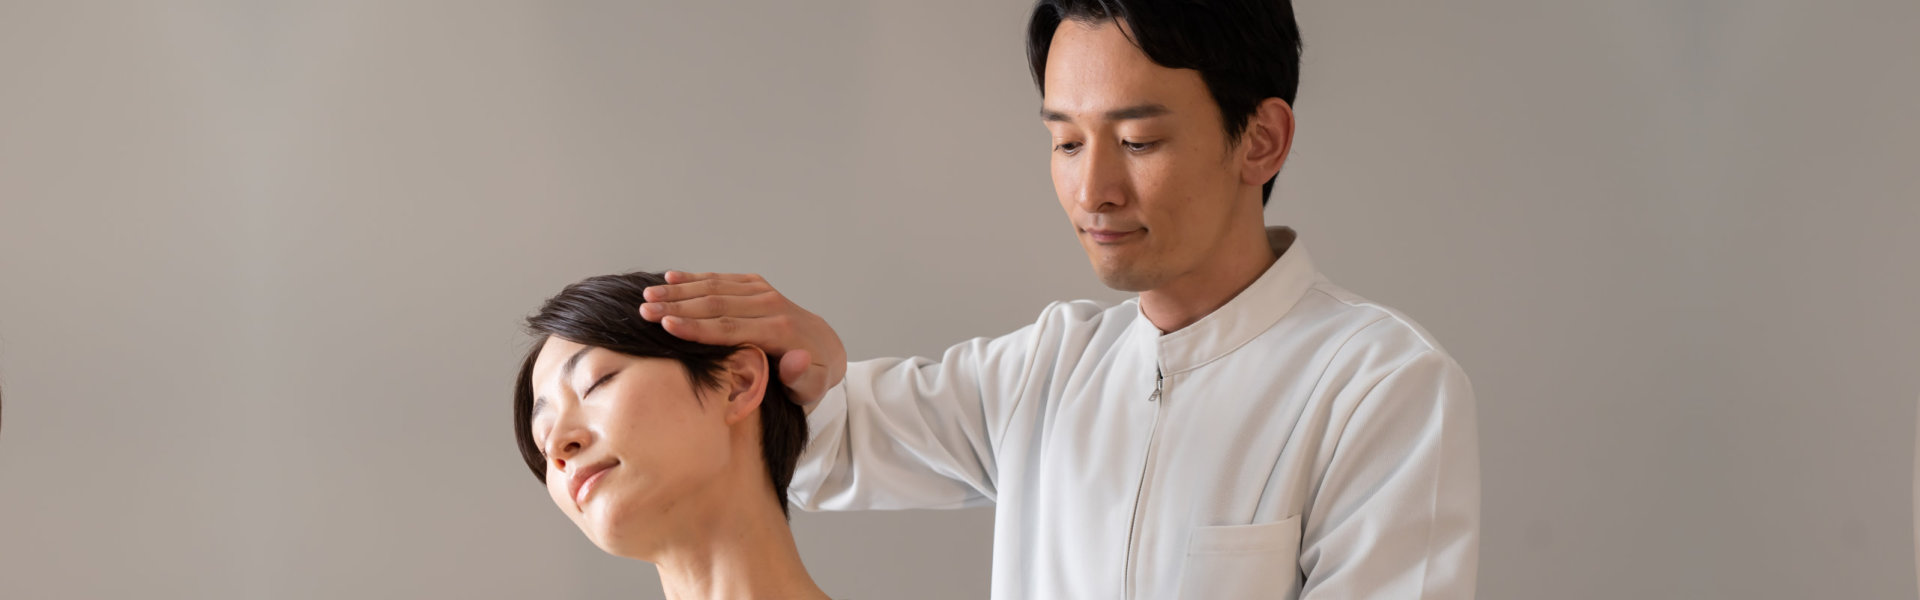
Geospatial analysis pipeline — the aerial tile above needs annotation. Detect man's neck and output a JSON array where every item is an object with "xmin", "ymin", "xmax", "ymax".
[
  {"xmin": 647, "ymin": 476, "xmax": 829, "ymax": 600},
  {"xmin": 1137, "ymin": 224, "xmax": 1282, "ymax": 333}
]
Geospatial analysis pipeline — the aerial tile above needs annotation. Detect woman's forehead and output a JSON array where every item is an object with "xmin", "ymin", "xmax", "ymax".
[{"xmin": 530, "ymin": 336, "xmax": 593, "ymax": 387}]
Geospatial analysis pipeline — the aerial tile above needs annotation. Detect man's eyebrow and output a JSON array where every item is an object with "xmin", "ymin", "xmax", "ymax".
[
  {"xmin": 1040, "ymin": 103, "xmax": 1171, "ymax": 123},
  {"xmin": 531, "ymin": 346, "xmax": 597, "ymax": 420},
  {"xmin": 1105, "ymin": 103, "xmax": 1169, "ymax": 121}
]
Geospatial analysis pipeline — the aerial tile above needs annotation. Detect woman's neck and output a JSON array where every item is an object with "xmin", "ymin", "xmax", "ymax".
[{"xmin": 647, "ymin": 480, "xmax": 829, "ymax": 600}]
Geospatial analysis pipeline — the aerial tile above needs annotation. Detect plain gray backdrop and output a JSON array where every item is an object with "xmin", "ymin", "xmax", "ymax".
[{"xmin": 1, "ymin": 1, "xmax": 1916, "ymax": 598}]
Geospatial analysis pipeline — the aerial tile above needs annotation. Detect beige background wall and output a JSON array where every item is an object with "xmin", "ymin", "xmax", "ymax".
[{"xmin": 1, "ymin": 1, "xmax": 1915, "ymax": 598}]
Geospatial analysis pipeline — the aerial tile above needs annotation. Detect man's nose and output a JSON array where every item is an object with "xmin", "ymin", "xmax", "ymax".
[{"xmin": 1073, "ymin": 143, "xmax": 1128, "ymax": 213}]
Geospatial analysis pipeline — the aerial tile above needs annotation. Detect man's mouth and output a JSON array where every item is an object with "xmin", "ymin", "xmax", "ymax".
[{"xmin": 1084, "ymin": 227, "xmax": 1143, "ymax": 244}]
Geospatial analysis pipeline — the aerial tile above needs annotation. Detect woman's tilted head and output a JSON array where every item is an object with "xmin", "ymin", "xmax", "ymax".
[{"xmin": 512, "ymin": 271, "xmax": 808, "ymax": 558}]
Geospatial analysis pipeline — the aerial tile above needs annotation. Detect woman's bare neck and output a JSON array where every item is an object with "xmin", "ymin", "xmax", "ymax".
[{"xmin": 646, "ymin": 471, "xmax": 829, "ymax": 600}]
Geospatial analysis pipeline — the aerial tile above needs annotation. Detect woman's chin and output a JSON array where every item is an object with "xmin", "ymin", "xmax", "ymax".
[
  {"xmin": 578, "ymin": 502, "xmax": 665, "ymax": 560},
  {"xmin": 584, "ymin": 522, "xmax": 652, "ymax": 560}
]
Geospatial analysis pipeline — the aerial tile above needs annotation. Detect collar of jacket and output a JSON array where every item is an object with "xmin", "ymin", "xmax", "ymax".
[{"xmin": 1127, "ymin": 226, "xmax": 1324, "ymax": 375}]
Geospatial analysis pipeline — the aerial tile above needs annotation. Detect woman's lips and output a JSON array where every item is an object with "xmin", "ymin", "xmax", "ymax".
[{"xmin": 571, "ymin": 462, "xmax": 617, "ymax": 507}]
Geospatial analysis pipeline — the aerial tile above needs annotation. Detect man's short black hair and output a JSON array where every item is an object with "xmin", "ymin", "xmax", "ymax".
[
  {"xmin": 511, "ymin": 271, "xmax": 809, "ymax": 518},
  {"xmin": 1027, "ymin": 0, "xmax": 1302, "ymax": 206}
]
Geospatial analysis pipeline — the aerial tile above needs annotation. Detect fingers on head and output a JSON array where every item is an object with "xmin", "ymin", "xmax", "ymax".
[
  {"xmin": 651, "ymin": 276, "xmax": 770, "ymax": 300},
  {"xmin": 670, "ymin": 271, "xmax": 763, "ymax": 283}
]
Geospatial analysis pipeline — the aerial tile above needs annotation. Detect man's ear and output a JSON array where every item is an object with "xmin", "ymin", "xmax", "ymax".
[
  {"xmin": 1239, "ymin": 97, "xmax": 1296, "ymax": 187},
  {"xmin": 719, "ymin": 346, "xmax": 770, "ymax": 426}
]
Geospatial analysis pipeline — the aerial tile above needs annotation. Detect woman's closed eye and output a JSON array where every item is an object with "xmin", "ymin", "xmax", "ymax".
[
  {"xmin": 533, "ymin": 370, "xmax": 619, "ymax": 456},
  {"xmin": 581, "ymin": 370, "xmax": 618, "ymax": 397}
]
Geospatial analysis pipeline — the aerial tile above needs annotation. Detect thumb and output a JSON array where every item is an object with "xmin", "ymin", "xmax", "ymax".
[
  {"xmin": 778, "ymin": 349, "xmax": 826, "ymax": 406},
  {"xmin": 778, "ymin": 349, "xmax": 813, "ymax": 385}
]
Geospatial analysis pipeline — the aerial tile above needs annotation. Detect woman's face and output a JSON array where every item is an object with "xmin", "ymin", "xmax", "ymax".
[{"xmin": 524, "ymin": 335, "xmax": 737, "ymax": 557}]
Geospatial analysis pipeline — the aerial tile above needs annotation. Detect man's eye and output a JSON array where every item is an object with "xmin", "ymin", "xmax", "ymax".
[
  {"xmin": 1054, "ymin": 141, "xmax": 1082, "ymax": 155},
  {"xmin": 1123, "ymin": 140, "xmax": 1156, "ymax": 152}
]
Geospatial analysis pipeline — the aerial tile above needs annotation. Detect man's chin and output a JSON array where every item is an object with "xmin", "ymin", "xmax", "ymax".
[{"xmin": 1092, "ymin": 263, "xmax": 1158, "ymax": 293}]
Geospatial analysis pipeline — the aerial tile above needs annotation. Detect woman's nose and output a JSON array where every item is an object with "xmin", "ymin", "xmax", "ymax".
[{"xmin": 544, "ymin": 424, "xmax": 591, "ymax": 469}]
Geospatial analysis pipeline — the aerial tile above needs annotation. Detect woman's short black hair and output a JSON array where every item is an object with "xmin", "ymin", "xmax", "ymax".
[
  {"xmin": 1027, "ymin": 0, "xmax": 1302, "ymax": 205},
  {"xmin": 511, "ymin": 271, "xmax": 809, "ymax": 517}
]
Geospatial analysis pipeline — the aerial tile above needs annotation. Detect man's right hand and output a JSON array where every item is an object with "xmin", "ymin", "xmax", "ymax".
[{"xmin": 638, "ymin": 271, "xmax": 847, "ymax": 412}]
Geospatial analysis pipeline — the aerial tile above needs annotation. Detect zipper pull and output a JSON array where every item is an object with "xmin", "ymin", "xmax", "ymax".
[{"xmin": 1149, "ymin": 368, "xmax": 1163, "ymax": 402}]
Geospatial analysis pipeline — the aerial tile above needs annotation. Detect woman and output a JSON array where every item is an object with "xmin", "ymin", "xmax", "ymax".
[{"xmin": 512, "ymin": 271, "xmax": 831, "ymax": 600}]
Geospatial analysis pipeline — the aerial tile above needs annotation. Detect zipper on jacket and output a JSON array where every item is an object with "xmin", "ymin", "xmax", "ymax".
[{"xmin": 1123, "ymin": 368, "xmax": 1166, "ymax": 599}]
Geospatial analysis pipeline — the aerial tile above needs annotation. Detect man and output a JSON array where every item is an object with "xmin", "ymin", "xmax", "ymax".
[{"xmin": 638, "ymin": 1, "xmax": 1478, "ymax": 597}]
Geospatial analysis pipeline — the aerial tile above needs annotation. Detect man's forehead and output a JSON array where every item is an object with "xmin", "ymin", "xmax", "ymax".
[{"xmin": 1042, "ymin": 21, "xmax": 1204, "ymax": 119}]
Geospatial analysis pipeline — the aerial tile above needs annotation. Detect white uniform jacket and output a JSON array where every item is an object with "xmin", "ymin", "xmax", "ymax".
[{"xmin": 790, "ymin": 227, "xmax": 1479, "ymax": 599}]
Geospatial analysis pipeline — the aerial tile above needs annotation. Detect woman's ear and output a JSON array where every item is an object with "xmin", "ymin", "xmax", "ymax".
[
  {"xmin": 719, "ymin": 346, "xmax": 770, "ymax": 426},
  {"xmin": 1239, "ymin": 97, "xmax": 1296, "ymax": 187}
]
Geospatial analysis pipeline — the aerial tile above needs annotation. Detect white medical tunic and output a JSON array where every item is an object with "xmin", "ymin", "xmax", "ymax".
[{"xmin": 790, "ymin": 227, "xmax": 1479, "ymax": 599}]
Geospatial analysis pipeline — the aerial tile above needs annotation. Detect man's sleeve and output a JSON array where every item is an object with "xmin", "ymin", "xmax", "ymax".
[
  {"xmin": 787, "ymin": 304, "xmax": 1064, "ymax": 512},
  {"xmin": 1298, "ymin": 350, "xmax": 1481, "ymax": 598}
]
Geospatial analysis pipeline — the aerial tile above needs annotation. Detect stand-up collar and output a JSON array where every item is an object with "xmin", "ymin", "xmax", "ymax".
[{"xmin": 1130, "ymin": 226, "xmax": 1324, "ymax": 374}]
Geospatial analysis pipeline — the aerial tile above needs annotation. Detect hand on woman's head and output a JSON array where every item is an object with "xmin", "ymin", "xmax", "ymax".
[{"xmin": 511, "ymin": 271, "xmax": 810, "ymax": 559}]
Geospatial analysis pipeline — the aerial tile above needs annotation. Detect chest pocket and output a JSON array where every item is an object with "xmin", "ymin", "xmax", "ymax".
[{"xmin": 1175, "ymin": 514, "xmax": 1303, "ymax": 599}]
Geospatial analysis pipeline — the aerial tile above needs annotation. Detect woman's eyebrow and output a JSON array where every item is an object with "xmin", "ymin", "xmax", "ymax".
[
  {"xmin": 531, "ymin": 346, "xmax": 598, "ymax": 420},
  {"xmin": 560, "ymin": 345, "xmax": 596, "ymax": 382}
]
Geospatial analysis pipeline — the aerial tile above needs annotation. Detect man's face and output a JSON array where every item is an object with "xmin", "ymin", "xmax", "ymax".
[{"xmin": 1041, "ymin": 19, "xmax": 1253, "ymax": 293}]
